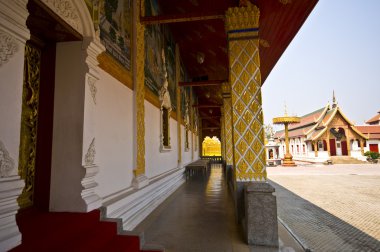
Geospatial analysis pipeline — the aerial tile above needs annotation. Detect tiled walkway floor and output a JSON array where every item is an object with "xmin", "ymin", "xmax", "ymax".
[{"xmin": 135, "ymin": 164, "xmax": 303, "ymax": 252}]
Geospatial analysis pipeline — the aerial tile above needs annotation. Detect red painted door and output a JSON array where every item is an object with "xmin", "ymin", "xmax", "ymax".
[
  {"xmin": 341, "ymin": 141, "xmax": 348, "ymax": 155},
  {"xmin": 329, "ymin": 139, "xmax": 336, "ymax": 156},
  {"xmin": 369, "ymin": 144, "xmax": 379, "ymax": 153}
]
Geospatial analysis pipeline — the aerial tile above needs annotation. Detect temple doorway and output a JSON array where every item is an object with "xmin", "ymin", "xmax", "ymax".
[
  {"xmin": 17, "ymin": 0, "xmax": 82, "ymax": 211},
  {"xmin": 202, "ymin": 136, "xmax": 221, "ymax": 156}
]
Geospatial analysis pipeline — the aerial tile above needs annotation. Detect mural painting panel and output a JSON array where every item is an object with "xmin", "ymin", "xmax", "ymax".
[
  {"xmin": 85, "ymin": 0, "xmax": 132, "ymax": 71},
  {"xmin": 144, "ymin": 0, "xmax": 177, "ymax": 112}
]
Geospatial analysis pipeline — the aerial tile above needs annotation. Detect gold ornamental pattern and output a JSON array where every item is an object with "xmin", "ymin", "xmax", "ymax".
[
  {"xmin": 18, "ymin": 43, "xmax": 41, "ymax": 208},
  {"xmin": 135, "ymin": 0, "xmax": 145, "ymax": 176},
  {"xmin": 229, "ymin": 38, "xmax": 266, "ymax": 181},
  {"xmin": 223, "ymin": 96, "xmax": 233, "ymax": 166},
  {"xmin": 225, "ymin": 2, "xmax": 259, "ymax": 32},
  {"xmin": 226, "ymin": 2, "xmax": 266, "ymax": 181}
]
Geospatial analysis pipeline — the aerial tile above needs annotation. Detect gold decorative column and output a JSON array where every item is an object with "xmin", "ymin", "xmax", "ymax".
[
  {"xmin": 346, "ymin": 131, "xmax": 351, "ymax": 156},
  {"xmin": 134, "ymin": 0, "xmax": 146, "ymax": 177},
  {"xmin": 220, "ymin": 108, "xmax": 226, "ymax": 160},
  {"xmin": 226, "ymin": 3, "xmax": 265, "ymax": 181},
  {"xmin": 313, "ymin": 141, "xmax": 318, "ymax": 157},
  {"xmin": 222, "ymin": 82, "xmax": 233, "ymax": 167},
  {"xmin": 360, "ymin": 139, "xmax": 364, "ymax": 155},
  {"xmin": 18, "ymin": 43, "xmax": 41, "ymax": 208},
  {"xmin": 176, "ymin": 45, "xmax": 182, "ymax": 166},
  {"xmin": 190, "ymin": 87, "xmax": 194, "ymax": 161}
]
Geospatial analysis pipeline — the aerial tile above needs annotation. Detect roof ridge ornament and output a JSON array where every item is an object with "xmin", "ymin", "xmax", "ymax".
[{"xmin": 332, "ymin": 90, "xmax": 338, "ymax": 108}]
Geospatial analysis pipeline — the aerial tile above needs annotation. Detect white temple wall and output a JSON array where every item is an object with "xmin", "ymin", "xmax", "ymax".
[
  {"xmin": 0, "ymin": 39, "xmax": 24, "ymax": 176},
  {"xmin": 0, "ymin": 2, "xmax": 30, "ymax": 248},
  {"xmin": 145, "ymin": 101, "xmax": 178, "ymax": 179},
  {"xmin": 94, "ymin": 69, "xmax": 134, "ymax": 199}
]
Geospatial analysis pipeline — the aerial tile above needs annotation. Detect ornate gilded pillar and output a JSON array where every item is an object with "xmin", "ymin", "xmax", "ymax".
[
  {"xmin": 220, "ymin": 108, "xmax": 225, "ymax": 160},
  {"xmin": 360, "ymin": 139, "xmax": 364, "ymax": 155},
  {"xmin": 226, "ymin": 3, "xmax": 266, "ymax": 181},
  {"xmin": 132, "ymin": 0, "xmax": 148, "ymax": 188},
  {"xmin": 225, "ymin": 5, "xmax": 278, "ymax": 246},
  {"xmin": 313, "ymin": 141, "xmax": 318, "ymax": 157},
  {"xmin": 222, "ymin": 82, "xmax": 234, "ymax": 167},
  {"xmin": 176, "ymin": 44, "xmax": 182, "ymax": 166},
  {"xmin": 326, "ymin": 131, "xmax": 331, "ymax": 156},
  {"xmin": 345, "ymin": 128, "xmax": 351, "ymax": 156},
  {"xmin": 190, "ymin": 87, "xmax": 194, "ymax": 161}
]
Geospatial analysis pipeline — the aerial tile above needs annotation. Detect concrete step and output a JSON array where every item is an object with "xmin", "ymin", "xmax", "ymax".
[{"xmin": 330, "ymin": 156, "xmax": 367, "ymax": 164}]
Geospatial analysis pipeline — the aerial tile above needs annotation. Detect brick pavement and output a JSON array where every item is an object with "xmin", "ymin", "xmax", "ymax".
[{"xmin": 267, "ymin": 164, "xmax": 380, "ymax": 252}]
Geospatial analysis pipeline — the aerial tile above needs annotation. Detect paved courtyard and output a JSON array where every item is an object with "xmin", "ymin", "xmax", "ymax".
[{"xmin": 267, "ymin": 163, "xmax": 380, "ymax": 252}]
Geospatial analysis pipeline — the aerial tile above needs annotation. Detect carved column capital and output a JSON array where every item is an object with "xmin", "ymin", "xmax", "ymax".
[{"xmin": 225, "ymin": 3, "xmax": 260, "ymax": 32}]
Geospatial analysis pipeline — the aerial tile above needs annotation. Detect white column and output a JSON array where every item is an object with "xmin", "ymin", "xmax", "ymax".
[{"xmin": 0, "ymin": 1, "xmax": 29, "ymax": 250}]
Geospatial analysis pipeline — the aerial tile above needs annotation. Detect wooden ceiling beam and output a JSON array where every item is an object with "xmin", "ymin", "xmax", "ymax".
[
  {"xmin": 140, "ymin": 12, "xmax": 224, "ymax": 25},
  {"xmin": 202, "ymin": 127, "xmax": 221, "ymax": 130},
  {"xmin": 179, "ymin": 80, "xmax": 226, "ymax": 87}
]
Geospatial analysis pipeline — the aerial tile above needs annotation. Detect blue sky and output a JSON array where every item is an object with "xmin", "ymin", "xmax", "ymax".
[{"xmin": 262, "ymin": 0, "xmax": 380, "ymax": 129}]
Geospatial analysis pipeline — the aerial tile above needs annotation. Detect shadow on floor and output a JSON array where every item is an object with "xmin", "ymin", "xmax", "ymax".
[{"xmin": 269, "ymin": 180, "xmax": 380, "ymax": 252}]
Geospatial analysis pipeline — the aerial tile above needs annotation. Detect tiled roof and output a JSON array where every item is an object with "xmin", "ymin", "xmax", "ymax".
[
  {"xmin": 366, "ymin": 112, "xmax": 380, "ymax": 124},
  {"xmin": 321, "ymin": 109, "xmax": 335, "ymax": 125},
  {"xmin": 309, "ymin": 127, "xmax": 325, "ymax": 140},
  {"xmin": 355, "ymin": 125, "xmax": 380, "ymax": 134},
  {"xmin": 274, "ymin": 130, "xmax": 284, "ymax": 139},
  {"xmin": 288, "ymin": 107, "xmax": 325, "ymax": 130}
]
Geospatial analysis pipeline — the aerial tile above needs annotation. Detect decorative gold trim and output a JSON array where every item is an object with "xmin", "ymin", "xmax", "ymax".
[
  {"xmin": 134, "ymin": 0, "xmax": 145, "ymax": 176},
  {"xmin": 226, "ymin": 6, "xmax": 267, "ymax": 180},
  {"xmin": 176, "ymin": 44, "xmax": 181, "ymax": 162},
  {"xmin": 259, "ymin": 39, "xmax": 270, "ymax": 48},
  {"xmin": 18, "ymin": 43, "xmax": 41, "ymax": 208},
  {"xmin": 273, "ymin": 116, "xmax": 301, "ymax": 124},
  {"xmin": 98, "ymin": 52, "xmax": 133, "ymax": 90},
  {"xmin": 225, "ymin": 2, "xmax": 260, "ymax": 32}
]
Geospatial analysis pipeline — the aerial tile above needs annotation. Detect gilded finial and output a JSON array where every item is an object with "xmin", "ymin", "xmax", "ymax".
[{"xmin": 332, "ymin": 90, "xmax": 337, "ymax": 108}]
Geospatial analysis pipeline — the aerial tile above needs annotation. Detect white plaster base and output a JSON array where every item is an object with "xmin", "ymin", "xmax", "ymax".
[
  {"xmin": 81, "ymin": 165, "xmax": 102, "ymax": 212},
  {"xmin": 103, "ymin": 168, "xmax": 185, "ymax": 230},
  {"xmin": 132, "ymin": 174, "xmax": 149, "ymax": 189},
  {"xmin": 0, "ymin": 176, "xmax": 24, "ymax": 251}
]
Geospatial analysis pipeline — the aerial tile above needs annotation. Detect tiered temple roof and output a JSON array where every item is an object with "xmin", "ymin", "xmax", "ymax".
[{"xmin": 274, "ymin": 103, "xmax": 366, "ymax": 141}]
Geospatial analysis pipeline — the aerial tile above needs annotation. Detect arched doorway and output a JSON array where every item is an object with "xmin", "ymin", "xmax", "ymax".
[{"xmin": 202, "ymin": 136, "xmax": 221, "ymax": 156}]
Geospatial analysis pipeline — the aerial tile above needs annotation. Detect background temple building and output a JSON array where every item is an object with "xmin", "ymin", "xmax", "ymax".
[
  {"xmin": 356, "ymin": 111, "xmax": 380, "ymax": 154},
  {"xmin": 0, "ymin": 0, "xmax": 318, "ymax": 250},
  {"xmin": 274, "ymin": 95, "xmax": 368, "ymax": 163}
]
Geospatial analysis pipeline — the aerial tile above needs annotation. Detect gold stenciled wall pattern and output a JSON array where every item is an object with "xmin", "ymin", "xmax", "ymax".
[
  {"xmin": 226, "ymin": 3, "xmax": 266, "ymax": 181},
  {"xmin": 18, "ymin": 43, "xmax": 41, "ymax": 208},
  {"xmin": 135, "ymin": 0, "xmax": 146, "ymax": 176}
]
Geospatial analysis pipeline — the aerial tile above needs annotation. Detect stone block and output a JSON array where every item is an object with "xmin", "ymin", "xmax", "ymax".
[{"xmin": 244, "ymin": 182, "xmax": 279, "ymax": 247}]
